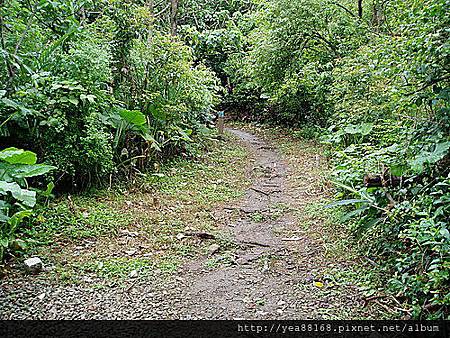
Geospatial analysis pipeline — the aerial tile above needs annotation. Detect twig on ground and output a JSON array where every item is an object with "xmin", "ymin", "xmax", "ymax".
[
  {"xmin": 239, "ymin": 240, "xmax": 271, "ymax": 247},
  {"xmin": 183, "ymin": 231, "xmax": 216, "ymax": 239},
  {"xmin": 250, "ymin": 187, "xmax": 270, "ymax": 196}
]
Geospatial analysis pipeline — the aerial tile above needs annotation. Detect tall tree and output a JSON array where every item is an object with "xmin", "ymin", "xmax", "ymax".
[{"xmin": 170, "ymin": 0, "xmax": 178, "ymax": 35}]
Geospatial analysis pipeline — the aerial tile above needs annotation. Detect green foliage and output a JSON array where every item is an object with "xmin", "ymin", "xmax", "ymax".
[
  {"xmin": 0, "ymin": 0, "xmax": 220, "ymax": 188},
  {"xmin": 0, "ymin": 147, "xmax": 55, "ymax": 260},
  {"xmin": 234, "ymin": 0, "xmax": 450, "ymax": 318},
  {"xmin": 1, "ymin": 0, "xmax": 449, "ymax": 320},
  {"xmin": 229, "ymin": 0, "xmax": 366, "ymax": 125},
  {"xmin": 177, "ymin": 0, "xmax": 258, "ymax": 115}
]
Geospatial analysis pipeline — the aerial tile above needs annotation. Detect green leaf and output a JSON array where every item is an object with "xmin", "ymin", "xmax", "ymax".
[
  {"xmin": 440, "ymin": 228, "xmax": 450, "ymax": 240},
  {"xmin": 0, "ymin": 148, "xmax": 37, "ymax": 165},
  {"xmin": 409, "ymin": 141, "xmax": 450, "ymax": 173},
  {"xmin": 51, "ymin": 83, "xmax": 63, "ymax": 90},
  {"xmin": 8, "ymin": 210, "xmax": 32, "ymax": 228},
  {"xmin": 68, "ymin": 97, "xmax": 79, "ymax": 105},
  {"xmin": 149, "ymin": 104, "xmax": 167, "ymax": 121},
  {"xmin": 340, "ymin": 205, "xmax": 369, "ymax": 221},
  {"xmin": 390, "ymin": 164, "xmax": 407, "ymax": 176},
  {"xmin": 0, "ymin": 238, "xmax": 8, "ymax": 248},
  {"xmin": 118, "ymin": 109, "xmax": 146, "ymax": 126},
  {"xmin": 0, "ymin": 181, "xmax": 36, "ymax": 207},
  {"xmin": 344, "ymin": 123, "xmax": 373, "ymax": 135},
  {"xmin": 0, "ymin": 209, "xmax": 10, "ymax": 223},
  {"xmin": 80, "ymin": 94, "xmax": 96, "ymax": 103},
  {"xmin": 11, "ymin": 164, "xmax": 56, "ymax": 179},
  {"xmin": 42, "ymin": 182, "xmax": 55, "ymax": 197},
  {"xmin": 325, "ymin": 199, "xmax": 370, "ymax": 208},
  {"xmin": 1, "ymin": 97, "xmax": 18, "ymax": 109}
]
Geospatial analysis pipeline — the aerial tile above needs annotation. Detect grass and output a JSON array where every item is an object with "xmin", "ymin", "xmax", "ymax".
[
  {"xmin": 11, "ymin": 132, "xmax": 250, "ymax": 284},
  {"xmin": 234, "ymin": 122, "xmax": 392, "ymax": 319},
  {"xmin": 249, "ymin": 211, "xmax": 265, "ymax": 223},
  {"xmin": 205, "ymin": 253, "xmax": 235, "ymax": 269}
]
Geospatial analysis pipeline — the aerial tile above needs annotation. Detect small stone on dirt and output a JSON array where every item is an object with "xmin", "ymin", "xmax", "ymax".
[
  {"xmin": 208, "ymin": 244, "xmax": 220, "ymax": 255},
  {"xmin": 176, "ymin": 233, "xmax": 186, "ymax": 240},
  {"xmin": 281, "ymin": 236, "xmax": 303, "ymax": 241},
  {"xmin": 24, "ymin": 257, "xmax": 43, "ymax": 274},
  {"xmin": 119, "ymin": 229, "xmax": 138, "ymax": 237},
  {"xmin": 236, "ymin": 258, "xmax": 249, "ymax": 265},
  {"xmin": 82, "ymin": 276, "xmax": 94, "ymax": 283},
  {"xmin": 129, "ymin": 270, "xmax": 138, "ymax": 278},
  {"xmin": 37, "ymin": 293, "xmax": 46, "ymax": 301}
]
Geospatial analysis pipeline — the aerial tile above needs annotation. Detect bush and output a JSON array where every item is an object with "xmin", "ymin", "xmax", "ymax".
[
  {"xmin": 0, "ymin": 1, "xmax": 221, "ymax": 188},
  {"xmin": 238, "ymin": 0, "xmax": 450, "ymax": 318},
  {"xmin": 0, "ymin": 147, "xmax": 55, "ymax": 260}
]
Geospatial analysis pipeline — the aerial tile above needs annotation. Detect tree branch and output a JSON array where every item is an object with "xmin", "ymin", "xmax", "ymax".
[
  {"xmin": 406, "ymin": 75, "xmax": 450, "ymax": 96},
  {"xmin": 331, "ymin": 2, "xmax": 356, "ymax": 17}
]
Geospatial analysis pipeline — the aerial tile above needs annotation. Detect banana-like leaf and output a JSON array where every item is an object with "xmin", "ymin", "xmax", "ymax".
[
  {"xmin": 0, "ymin": 147, "xmax": 37, "ymax": 165},
  {"xmin": 10, "ymin": 164, "xmax": 56, "ymax": 179},
  {"xmin": 118, "ymin": 109, "xmax": 146, "ymax": 126},
  {"xmin": 0, "ymin": 181, "xmax": 36, "ymax": 207}
]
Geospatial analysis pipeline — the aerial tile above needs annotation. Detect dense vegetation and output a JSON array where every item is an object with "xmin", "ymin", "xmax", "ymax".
[
  {"xmin": 224, "ymin": 0, "xmax": 449, "ymax": 318},
  {"xmin": 1, "ymin": 0, "xmax": 448, "ymax": 319}
]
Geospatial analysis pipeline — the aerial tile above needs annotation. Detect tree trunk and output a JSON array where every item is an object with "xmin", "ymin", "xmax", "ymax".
[
  {"xmin": 0, "ymin": 0, "xmax": 15, "ymax": 89},
  {"xmin": 371, "ymin": 1, "xmax": 384, "ymax": 30},
  {"xmin": 170, "ymin": 0, "xmax": 178, "ymax": 36},
  {"xmin": 364, "ymin": 174, "xmax": 402, "ymax": 187},
  {"xmin": 358, "ymin": 0, "xmax": 363, "ymax": 18},
  {"xmin": 148, "ymin": 0, "xmax": 154, "ymax": 13}
]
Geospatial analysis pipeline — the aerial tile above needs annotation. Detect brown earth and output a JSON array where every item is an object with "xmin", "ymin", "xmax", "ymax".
[{"xmin": 0, "ymin": 128, "xmax": 381, "ymax": 319}]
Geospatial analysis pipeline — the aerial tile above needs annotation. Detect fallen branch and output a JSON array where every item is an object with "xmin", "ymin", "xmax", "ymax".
[
  {"xmin": 239, "ymin": 240, "xmax": 271, "ymax": 248},
  {"xmin": 250, "ymin": 187, "xmax": 282, "ymax": 196},
  {"xmin": 364, "ymin": 295, "xmax": 385, "ymax": 302},
  {"xmin": 183, "ymin": 231, "xmax": 215, "ymax": 240},
  {"xmin": 250, "ymin": 187, "xmax": 270, "ymax": 196}
]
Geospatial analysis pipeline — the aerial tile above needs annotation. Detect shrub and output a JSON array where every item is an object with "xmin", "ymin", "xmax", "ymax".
[{"xmin": 0, "ymin": 147, "xmax": 55, "ymax": 260}]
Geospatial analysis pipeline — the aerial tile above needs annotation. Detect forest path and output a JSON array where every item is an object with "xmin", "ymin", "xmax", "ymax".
[
  {"xmin": 166, "ymin": 128, "xmax": 300, "ymax": 319},
  {"xmin": 162, "ymin": 128, "xmax": 371, "ymax": 319},
  {"xmin": 0, "ymin": 128, "xmax": 378, "ymax": 319}
]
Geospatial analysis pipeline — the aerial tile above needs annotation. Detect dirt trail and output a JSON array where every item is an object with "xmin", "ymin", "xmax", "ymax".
[
  {"xmin": 163, "ymin": 128, "xmax": 370, "ymax": 319},
  {"xmin": 166, "ymin": 128, "xmax": 297, "ymax": 319},
  {"xmin": 0, "ymin": 128, "xmax": 374, "ymax": 319}
]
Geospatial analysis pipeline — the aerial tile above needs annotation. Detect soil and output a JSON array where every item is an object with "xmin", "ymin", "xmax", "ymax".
[{"xmin": 0, "ymin": 128, "xmax": 378, "ymax": 319}]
